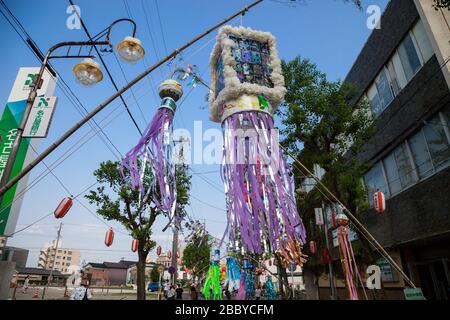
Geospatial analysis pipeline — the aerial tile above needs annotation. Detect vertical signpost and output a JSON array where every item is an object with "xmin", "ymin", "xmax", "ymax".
[{"xmin": 0, "ymin": 67, "xmax": 57, "ymax": 237}]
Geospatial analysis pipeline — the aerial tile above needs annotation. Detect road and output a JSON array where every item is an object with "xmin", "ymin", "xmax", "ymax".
[{"xmin": 8, "ymin": 286, "xmax": 198, "ymax": 300}]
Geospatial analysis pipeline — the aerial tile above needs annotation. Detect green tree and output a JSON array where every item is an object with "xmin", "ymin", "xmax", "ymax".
[
  {"xmin": 150, "ymin": 266, "xmax": 160, "ymax": 283},
  {"xmin": 279, "ymin": 56, "xmax": 375, "ymax": 298},
  {"xmin": 85, "ymin": 160, "xmax": 191, "ymax": 300},
  {"xmin": 183, "ymin": 235, "xmax": 212, "ymax": 282}
]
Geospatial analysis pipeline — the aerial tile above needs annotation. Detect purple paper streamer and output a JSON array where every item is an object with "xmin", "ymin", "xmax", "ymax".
[
  {"xmin": 121, "ymin": 107, "xmax": 176, "ymax": 216},
  {"xmin": 221, "ymin": 111, "xmax": 306, "ymax": 262}
]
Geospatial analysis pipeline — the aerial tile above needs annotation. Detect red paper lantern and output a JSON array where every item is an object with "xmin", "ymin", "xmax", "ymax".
[
  {"xmin": 131, "ymin": 239, "xmax": 139, "ymax": 252},
  {"xmin": 104, "ymin": 228, "xmax": 114, "ymax": 247},
  {"xmin": 268, "ymin": 260, "xmax": 272, "ymax": 267},
  {"xmin": 54, "ymin": 197, "xmax": 73, "ymax": 219},
  {"xmin": 309, "ymin": 241, "xmax": 317, "ymax": 254},
  {"xmin": 167, "ymin": 250, "xmax": 172, "ymax": 259},
  {"xmin": 156, "ymin": 245, "xmax": 162, "ymax": 256},
  {"xmin": 176, "ymin": 251, "xmax": 180, "ymax": 259},
  {"xmin": 373, "ymin": 191, "xmax": 386, "ymax": 213}
]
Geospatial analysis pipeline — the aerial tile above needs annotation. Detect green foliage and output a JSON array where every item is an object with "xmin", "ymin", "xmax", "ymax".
[
  {"xmin": 85, "ymin": 160, "xmax": 191, "ymax": 300},
  {"xmin": 150, "ymin": 266, "xmax": 160, "ymax": 283},
  {"xmin": 183, "ymin": 235, "xmax": 212, "ymax": 280},
  {"xmin": 85, "ymin": 160, "xmax": 192, "ymax": 253},
  {"xmin": 85, "ymin": 160, "xmax": 158, "ymax": 253},
  {"xmin": 279, "ymin": 56, "xmax": 376, "ymax": 270}
]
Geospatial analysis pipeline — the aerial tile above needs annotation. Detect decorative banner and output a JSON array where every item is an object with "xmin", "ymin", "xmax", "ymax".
[
  {"xmin": 0, "ymin": 67, "xmax": 57, "ymax": 236},
  {"xmin": 23, "ymin": 96, "xmax": 58, "ymax": 138},
  {"xmin": 314, "ymin": 208, "xmax": 324, "ymax": 225},
  {"xmin": 332, "ymin": 227, "xmax": 358, "ymax": 247}
]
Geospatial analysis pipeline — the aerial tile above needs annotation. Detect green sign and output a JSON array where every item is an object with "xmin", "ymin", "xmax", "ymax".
[
  {"xmin": 404, "ymin": 288, "xmax": 426, "ymax": 300},
  {"xmin": 0, "ymin": 100, "xmax": 30, "ymax": 235},
  {"xmin": 0, "ymin": 67, "xmax": 57, "ymax": 236}
]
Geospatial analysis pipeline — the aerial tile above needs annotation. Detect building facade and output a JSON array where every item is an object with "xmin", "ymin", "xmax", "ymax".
[
  {"xmin": 37, "ymin": 241, "xmax": 80, "ymax": 274},
  {"xmin": 84, "ymin": 260, "xmax": 136, "ymax": 286},
  {"xmin": 345, "ymin": 0, "xmax": 450, "ymax": 300}
]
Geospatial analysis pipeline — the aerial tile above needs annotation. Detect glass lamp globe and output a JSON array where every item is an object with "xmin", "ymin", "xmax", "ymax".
[
  {"xmin": 72, "ymin": 58, "xmax": 103, "ymax": 86},
  {"xmin": 116, "ymin": 36, "xmax": 145, "ymax": 64}
]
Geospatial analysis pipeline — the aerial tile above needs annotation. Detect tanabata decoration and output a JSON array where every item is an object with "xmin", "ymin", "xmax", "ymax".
[
  {"xmin": 184, "ymin": 218, "xmax": 208, "ymax": 246},
  {"xmin": 121, "ymin": 80, "xmax": 183, "ymax": 222},
  {"xmin": 223, "ymin": 256, "xmax": 241, "ymax": 292},
  {"xmin": 220, "ymin": 265, "xmax": 227, "ymax": 281},
  {"xmin": 243, "ymin": 258, "xmax": 255, "ymax": 300},
  {"xmin": 235, "ymin": 272, "xmax": 246, "ymax": 300},
  {"xmin": 202, "ymin": 249, "xmax": 222, "ymax": 300},
  {"xmin": 208, "ymin": 26, "xmax": 306, "ymax": 265},
  {"xmin": 265, "ymin": 275, "xmax": 276, "ymax": 300},
  {"xmin": 335, "ymin": 212, "xmax": 367, "ymax": 300}
]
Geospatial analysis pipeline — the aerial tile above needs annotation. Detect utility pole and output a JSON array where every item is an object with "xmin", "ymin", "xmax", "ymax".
[
  {"xmin": 171, "ymin": 137, "xmax": 188, "ymax": 285},
  {"xmin": 322, "ymin": 202, "xmax": 337, "ymax": 300},
  {"xmin": 42, "ymin": 222, "xmax": 62, "ymax": 300},
  {"xmin": 171, "ymin": 226, "xmax": 179, "ymax": 286}
]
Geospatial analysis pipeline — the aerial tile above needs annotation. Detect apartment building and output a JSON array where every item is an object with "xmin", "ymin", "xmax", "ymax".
[
  {"xmin": 37, "ymin": 240, "xmax": 80, "ymax": 274},
  {"xmin": 344, "ymin": 0, "xmax": 450, "ymax": 300}
]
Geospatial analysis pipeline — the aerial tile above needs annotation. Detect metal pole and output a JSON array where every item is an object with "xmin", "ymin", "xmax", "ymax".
[
  {"xmin": 322, "ymin": 202, "xmax": 337, "ymax": 300},
  {"xmin": 280, "ymin": 145, "xmax": 416, "ymax": 288},
  {"xmin": 171, "ymin": 226, "xmax": 179, "ymax": 286},
  {"xmin": 0, "ymin": 41, "xmax": 108, "ymax": 206},
  {"xmin": 158, "ymin": 272, "xmax": 163, "ymax": 300},
  {"xmin": 42, "ymin": 222, "xmax": 62, "ymax": 300},
  {"xmin": 290, "ymin": 269, "xmax": 295, "ymax": 299}
]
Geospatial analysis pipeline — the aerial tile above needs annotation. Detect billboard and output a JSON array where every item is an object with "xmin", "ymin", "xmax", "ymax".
[{"xmin": 0, "ymin": 67, "xmax": 57, "ymax": 236}]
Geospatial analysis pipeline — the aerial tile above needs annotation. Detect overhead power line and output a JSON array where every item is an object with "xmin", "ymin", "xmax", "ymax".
[
  {"xmin": 69, "ymin": 0, "xmax": 144, "ymax": 136},
  {"xmin": 0, "ymin": 0, "xmax": 123, "ymax": 161}
]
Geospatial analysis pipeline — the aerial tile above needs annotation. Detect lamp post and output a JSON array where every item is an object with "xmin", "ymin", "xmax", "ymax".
[{"xmin": 0, "ymin": 18, "xmax": 146, "ymax": 215}]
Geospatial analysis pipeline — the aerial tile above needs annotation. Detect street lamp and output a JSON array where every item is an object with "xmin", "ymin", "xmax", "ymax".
[
  {"xmin": 101, "ymin": 18, "xmax": 145, "ymax": 64},
  {"xmin": 73, "ymin": 58, "xmax": 104, "ymax": 86},
  {"xmin": 116, "ymin": 36, "xmax": 145, "ymax": 64},
  {"xmin": 0, "ymin": 18, "xmax": 146, "ymax": 220}
]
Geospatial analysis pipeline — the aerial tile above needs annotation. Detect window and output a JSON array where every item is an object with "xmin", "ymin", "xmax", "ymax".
[
  {"xmin": 364, "ymin": 20, "xmax": 435, "ymax": 118},
  {"xmin": 387, "ymin": 52, "xmax": 407, "ymax": 95},
  {"xmin": 363, "ymin": 162, "xmax": 389, "ymax": 198},
  {"xmin": 412, "ymin": 20, "xmax": 434, "ymax": 63},
  {"xmin": 375, "ymin": 68, "xmax": 394, "ymax": 111},
  {"xmin": 398, "ymin": 33, "xmax": 422, "ymax": 82},
  {"xmin": 393, "ymin": 143, "xmax": 416, "ymax": 189},
  {"xmin": 408, "ymin": 130, "xmax": 434, "ymax": 179},
  {"xmin": 67, "ymin": 257, "xmax": 71, "ymax": 261},
  {"xmin": 368, "ymin": 83, "xmax": 382, "ymax": 116},
  {"xmin": 68, "ymin": 251, "xmax": 72, "ymax": 255},
  {"xmin": 423, "ymin": 115, "xmax": 450, "ymax": 170},
  {"xmin": 383, "ymin": 153, "xmax": 402, "ymax": 195}
]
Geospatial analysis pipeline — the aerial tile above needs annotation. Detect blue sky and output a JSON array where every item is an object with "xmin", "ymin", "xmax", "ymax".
[{"xmin": 1, "ymin": 0, "xmax": 388, "ymax": 267}]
